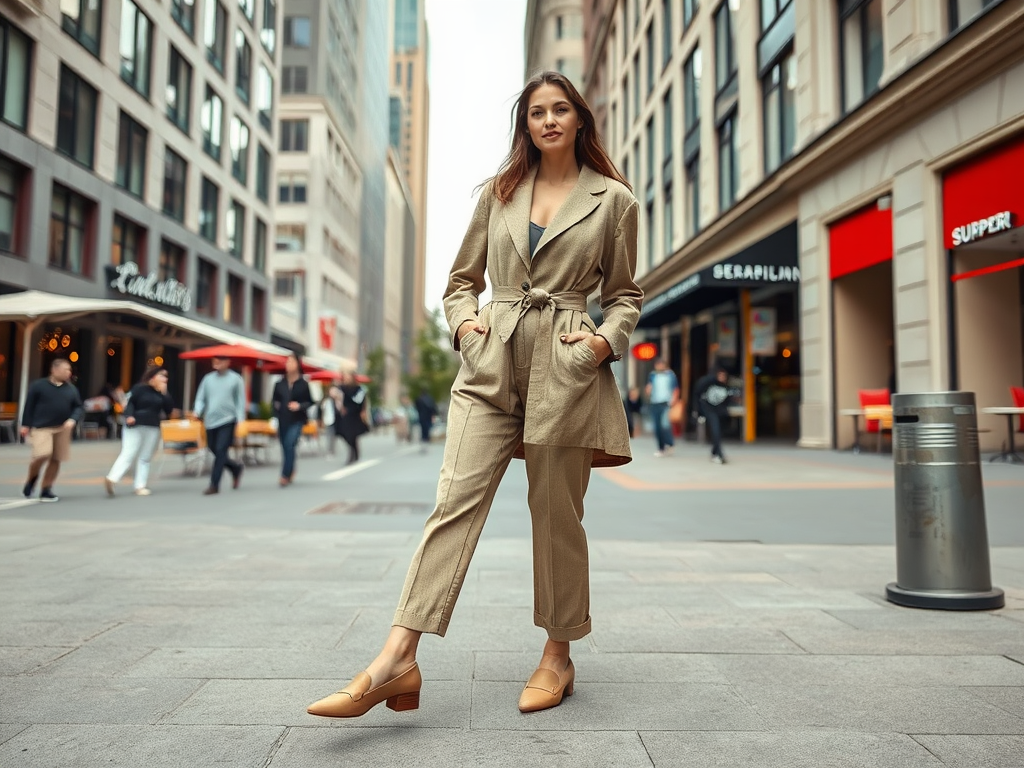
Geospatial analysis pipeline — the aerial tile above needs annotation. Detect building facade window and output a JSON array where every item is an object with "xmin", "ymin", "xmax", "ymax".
[
  {"xmin": 119, "ymin": 0, "xmax": 151, "ymax": 98},
  {"xmin": 282, "ymin": 66, "xmax": 308, "ymax": 94},
  {"xmin": 226, "ymin": 199, "xmax": 244, "ymax": 257},
  {"xmin": 685, "ymin": 154, "xmax": 700, "ymax": 237},
  {"xmin": 199, "ymin": 176, "xmax": 219, "ymax": 243},
  {"xmin": 284, "ymin": 16, "xmax": 311, "ymax": 47},
  {"xmin": 49, "ymin": 184, "xmax": 92, "ymax": 276},
  {"xmin": 56, "ymin": 66, "xmax": 97, "ymax": 169},
  {"xmin": 111, "ymin": 213, "xmax": 144, "ymax": 267},
  {"xmin": 171, "ymin": 0, "xmax": 194, "ymax": 37},
  {"xmin": 273, "ymin": 269, "xmax": 303, "ymax": 295},
  {"xmin": 196, "ymin": 258, "xmax": 217, "ymax": 317},
  {"xmin": 116, "ymin": 111, "xmax": 147, "ymax": 198},
  {"xmin": 251, "ymin": 286, "xmax": 266, "ymax": 331},
  {"xmin": 162, "ymin": 148, "xmax": 187, "ymax": 222},
  {"xmin": 256, "ymin": 143, "xmax": 270, "ymax": 202},
  {"xmin": 0, "ymin": 18, "xmax": 32, "ymax": 131},
  {"xmin": 225, "ymin": 273, "xmax": 244, "ymax": 324},
  {"xmin": 256, "ymin": 64, "xmax": 273, "ymax": 130},
  {"xmin": 277, "ymin": 173, "xmax": 307, "ymax": 203},
  {"xmin": 158, "ymin": 238, "xmax": 185, "ymax": 281},
  {"xmin": 0, "ymin": 156, "xmax": 26, "ymax": 254},
  {"xmin": 632, "ymin": 53, "xmax": 640, "ymax": 119},
  {"xmin": 760, "ymin": 0, "xmax": 793, "ymax": 31},
  {"xmin": 61, "ymin": 0, "xmax": 102, "ymax": 56},
  {"xmin": 662, "ymin": 87, "xmax": 674, "ymax": 258},
  {"xmin": 645, "ymin": 24, "xmax": 654, "ymax": 94},
  {"xmin": 204, "ymin": 0, "xmax": 227, "ymax": 73},
  {"xmin": 949, "ymin": 0, "xmax": 998, "ymax": 30},
  {"xmin": 763, "ymin": 48, "xmax": 796, "ymax": 173},
  {"xmin": 166, "ymin": 48, "xmax": 192, "ymax": 134},
  {"xmin": 684, "ymin": 0, "xmax": 699, "ymax": 30},
  {"xmin": 261, "ymin": 0, "xmax": 277, "ymax": 53},
  {"xmin": 714, "ymin": 1, "xmax": 736, "ymax": 93},
  {"xmin": 280, "ymin": 119, "xmax": 309, "ymax": 152},
  {"xmin": 661, "ymin": 0, "xmax": 672, "ymax": 68},
  {"xmin": 556, "ymin": 14, "xmax": 564, "ymax": 39},
  {"xmin": 717, "ymin": 112, "xmax": 737, "ymax": 211},
  {"xmin": 275, "ymin": 224, "xmax": 305, "ymax": 251},
  {"xmin": 239, "ymin": 0, "xmax": 255, "ymax": 23},
  {"xmin": 622, "ymin": 76, "xmax": 629, "ymax": 134},
  {"xmin": 235, "ymin": 29, "xmax": 251, "ymax": 103},
  {"xmin": 230, "ymin": 116, "xmax": 250, "ymax": 184},
  {"xmin": 840, "ymin": 0, "xmax": 883, "ymax": 113},
  {"xmin": 254, "ymin": 217, "xmax": 267, "ymax": 273},
  {"xmin": 201, "ymin": 86, "xmax": 224, "ymax": 161},
  {"xmin": 684, "ymin": 48, "xmax": 701, "ymax": 135}
]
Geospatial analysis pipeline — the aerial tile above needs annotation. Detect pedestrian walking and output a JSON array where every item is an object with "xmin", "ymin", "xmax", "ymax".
[
  {"xmin": 645, "ymin": 358, "xmax": 679, "ymax": 456},
  {"xmin": 414, "ymin": 390, "xmax": 437, "ymax": 449},
  {"xmin": 624, "ymin": 386, "xmax": 643, "ymax": 438},
  {"xmin": 193, "ymin": 355, "xmax": 245, "ymax": 495},
  {"xmin": 104, "ymin": 367, "xmax": 174, "ymax": 497},
  {"xmin": 330, "ymin": 372, "xmax": 369, "ymax": 465},
  {"xmin": 319, "ymin": 381, "xmax": 339, "ymax": 455},
  {"xmin": 694, "ymin": 365, "xmax": 731, "ymax": 464},
  {"xmin": 272, "ymin": 353, "xmax": 313, "ymax": 487},
  {"xmin": 307, "ymin": 70, "xmax": 641, "ymax": 719},
  {"xmin": 20, "ymin": 358, "xmax": 83, "ymax": 502}
]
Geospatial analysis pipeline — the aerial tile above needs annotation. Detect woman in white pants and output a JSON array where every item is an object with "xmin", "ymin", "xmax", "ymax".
[{"xmin": 104, "ymin": 367, "xmax": 174, "ymax": 496}]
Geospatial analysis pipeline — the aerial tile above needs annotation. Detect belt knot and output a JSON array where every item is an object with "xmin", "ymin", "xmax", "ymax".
[{"xmin": 524, "ymin": 288, "xmax": 552, "ymax": 309}]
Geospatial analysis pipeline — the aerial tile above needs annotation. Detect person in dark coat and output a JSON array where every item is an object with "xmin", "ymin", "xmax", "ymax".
[
  {"xmin": 331, "ymin": 372, "xmax": 369, "ymax": 465},
  {"xmin": 693, "ymin": 365, "xmax": 731, "ymax": 464},
  {"xmin": 272, "ymin": 353, "xmax": 314, "ymax": 486},
  {"xmin": 104, "ymin": 366, "xmax": 175, "ymax": 496},
  {"xmin": 623, "ymin": 387, "xmax": 643, "ymax": 438},
  {"xmin": 414, "ymin": 391, "xmax": 437, "ymax": 449}
]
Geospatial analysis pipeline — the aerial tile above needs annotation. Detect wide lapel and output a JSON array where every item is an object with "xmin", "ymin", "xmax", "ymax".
[
  {"xmin": 502, "ymin": 166, "xmax": 537, "ymax": 273},
  {"xmin": 533, "ymin": 165, "xmax": 607, "ymax": 257}
]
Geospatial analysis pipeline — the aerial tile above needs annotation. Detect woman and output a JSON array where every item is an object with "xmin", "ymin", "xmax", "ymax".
[
  {"xmin": 272, "ymin": 353, "xmax": 313, "ymax": 486},
  {"xmin": 104, "ymin": 367, "xmax": 174, "ymax": 496},
  {"xmin": 330, "ymin": 372, "xmax": 369, "ymax": 465},
  {"xmin": 307, "ymin": 71, "xmax": 641, "ymax": 719},
  {"xmin": 624, "ymin": 386, "xmax": 643, "ymax": 438}
]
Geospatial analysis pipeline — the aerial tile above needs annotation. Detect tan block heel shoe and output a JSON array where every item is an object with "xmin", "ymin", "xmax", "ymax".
[
  {"xmin": 518, "ymin": 658, "xmax": 575, "ymax": 713},
  {"xmin": 306, "ymin": 663, "xmax": 422, "ymax": 718}
]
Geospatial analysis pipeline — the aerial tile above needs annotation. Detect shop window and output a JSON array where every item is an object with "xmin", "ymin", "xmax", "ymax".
[
  {"xmin": 61, "ymin": 0, "xmax": 102, "ymax": 56},
  {"xmin": 275, "ymin": 225, "xmax": 305, "ymax": 251},
  {"xmin": 196, "ymin": 258, "xmax": 217, "ymax": 317},
  {"xmin": 261, "ymin": 0, "xmax": 277, "ymax": 54},
  {"xmin": 251, "ymin": 286, "xmax": 267, "ymax": 332},
  {"xmin": 119, "ymin": 0, "xmax": 152, "ymax": 98},
  {"xmin": 204, "ymin": 0, "xmax": 227, "ymax": 73},
  {"xmin": 171, "ymin": 0, "xmax": 195, "ymax": 37},
  {"xmin": 1, "ymin": 17, "xmax": 32, "ymax": 132},
  {"xmin": 199, "ymin": 176, "xmax": 219, "ymax": 243},
  {"xmin": 111, "ymin": 213, "xmax": 145, "ymax": 268},
  {"xmin": 282, "ymin": 66, "xmax": 308, "ymax": 94},
  {"xmin": 684, "ymin": 0, "xmax": 698, "ymax": 31},
  {"xmin": 49, "ymin": 184, "xmax": 93, "ymax": 276},
  {"xmin": 0, "ymin": 156, "xmax": 27, "ymax": 256},
  {"xmin": 717, "ymin": 112, "xmax": 737, "ymax": 211},
  {"xmin": 948, "ymin": 0, "xmax": 998, "ymax": 31},
  {"xmin": 284, "ymin": 16, "xmax": 311, "ymax": 47},
  {"xmin": 661, "ymin": 0, "xmax": 672, "ymax": 68},
  {"xmin": 159, "ymin": 238, "xmax": 185, "ymax": 282},
  {"xmin": 56, "ymin": 65, "xmax": 97, "ymax": 169},
  {"xmin": 239, "ymin": 0, "xmax": 254, "ymax": 23},
  {"xmin": 230, "ymin": 115, "xmax": 250, "ymax": 184},
  {"xmin": 116, "ymin": 111, "xmax": 147, "ymax": 198},
  {"xmin": 762, "ymin": 48, "xmax": 796, "ymax": 173},
  {"xmin": 256, "ymin": 143, "xmax": 270, "ymax": 202},
  {"xmin": 839, "ymin": 0, "xmax": 883, "ymax": 114},
  {"xmin": 257, "ymin": 65, "xmax": 274, "ymax": 131},
  {"xmin": 225, "ymin": 274, "xmax": 244, "ymax": 324},
  {"xmin": 760, "ymin": 0, "xmax": 793, "ymax": 31},
  {"xmin": 235, "ymin": 29, "xmax": 251, "ymax": 104},
  {"xmin": 254, "ymin": 217, "xmax": 267, "ymax": 273},
  {"xmin": 714, "ymin": 1, "xmax": 736, "ymax": 93},
  {"xmin": 162, "ymin": 148, "xmax": 187, "ymax": 222},
  {"xmin": 201, "ymin": 86, "xmax": 224, "ymax": 161},
  {"xmin": 645, "ymin": 23, "xmax": 654, "ymax": 95},
  {"xmin": 278, "ymin": 174, "xmax": 307, "ymax": 204},
  {"xmin": 227, "ymin": 199, "xmax": 245, "ymax": 258},
  {"xmin": 166, "ymin": 47, "xmax": 193, "ymax": 134}
]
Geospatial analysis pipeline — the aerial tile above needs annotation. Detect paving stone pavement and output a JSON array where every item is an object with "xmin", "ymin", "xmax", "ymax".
[{"xmin": 0, "ymin": 434, "xmax": 1022, "ymax": 767}]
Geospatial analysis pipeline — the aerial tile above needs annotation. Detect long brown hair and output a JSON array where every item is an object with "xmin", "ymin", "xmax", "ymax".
[{"xmin": 489, "ymin": 71, "xmax": 630, "ymax": 204}]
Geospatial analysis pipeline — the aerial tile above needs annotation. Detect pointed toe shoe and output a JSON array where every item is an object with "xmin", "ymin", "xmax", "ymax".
[
  {"xmin": 307, "ymin": 663, "xmax": 422, "ymax": 718},
  {"xmin": 518, "ymin": 659, "xmax": 575, "ymax": 713}
]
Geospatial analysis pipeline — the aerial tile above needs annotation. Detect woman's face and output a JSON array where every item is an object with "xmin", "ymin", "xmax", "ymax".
[
  {"xmin": 526, "ymin": 83, "xmax": 582, "ymax": 157},
  {"xmin": 150, "ymin": 371, "xmax": 168, "ymax": 388},
  {"xmin": 285, "ymin": 355, "xmax": 299, "ymax": 375}
]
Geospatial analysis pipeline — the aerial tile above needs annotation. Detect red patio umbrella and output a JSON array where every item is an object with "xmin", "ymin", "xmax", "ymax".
[{"xmin": 180, "ymin": 343, "xmax": 287, "ymax": 368}]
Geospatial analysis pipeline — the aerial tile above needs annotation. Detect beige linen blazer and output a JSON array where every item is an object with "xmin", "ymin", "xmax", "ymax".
[{"xmin": 442, "ymin": 164, "xmax": 643, "ymax": 467}]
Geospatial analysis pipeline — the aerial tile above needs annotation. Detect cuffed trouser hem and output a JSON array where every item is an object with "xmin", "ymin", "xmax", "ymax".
[
  {"xmin": 393, "ymin": 608, "xmax": 449, "ymax": 638},
  {"xmin": 536, "ymin": 612, "xmax": 591, "ymax": 642}
]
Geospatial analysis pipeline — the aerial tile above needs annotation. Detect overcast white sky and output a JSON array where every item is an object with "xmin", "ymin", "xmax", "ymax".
[{"xmin": 422, "ymin": 0, "xmax": 528, "ymax": 313}]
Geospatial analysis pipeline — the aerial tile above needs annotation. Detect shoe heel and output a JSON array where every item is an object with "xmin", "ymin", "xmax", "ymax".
[
  {"xmin": 565, "ymin": 682, "xmax": 574, "ymax": 697},
  {"xmin": 386, "ymin": 690, "xmax": 420, "ymax": 712}
]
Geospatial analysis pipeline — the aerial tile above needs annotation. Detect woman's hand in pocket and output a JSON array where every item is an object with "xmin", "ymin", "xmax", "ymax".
[
  {"xmin": 457, "ymin": 320, "xmax": 487, "ymax": 346},
  {"xmin": 560, "ymin": 331, "xmax": 611, "ymax": 364}
]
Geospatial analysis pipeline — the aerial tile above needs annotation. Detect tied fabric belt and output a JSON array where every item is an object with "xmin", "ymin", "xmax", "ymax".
[{"xmin": 490, "ymin": 286, "xmax": 591, "ymax": 379}]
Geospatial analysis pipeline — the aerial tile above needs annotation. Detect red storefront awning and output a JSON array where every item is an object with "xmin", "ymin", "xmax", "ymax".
[{"xmin": 943, "ymin": 135, "xmax": 1024, "ymax": 251}]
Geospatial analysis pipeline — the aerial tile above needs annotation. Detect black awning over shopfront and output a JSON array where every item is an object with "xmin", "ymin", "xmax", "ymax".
[{"xmin": 638, "ymin": 222, "xmax": 799, "ymax": 329}]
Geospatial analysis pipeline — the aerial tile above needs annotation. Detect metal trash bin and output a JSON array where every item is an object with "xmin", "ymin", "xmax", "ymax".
[{"xmin": 886, "ymin": 392, "xmax": 1004, "ymax": 610}]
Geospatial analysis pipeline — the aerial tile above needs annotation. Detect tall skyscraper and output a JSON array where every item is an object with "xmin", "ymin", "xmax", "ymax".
[
  {"xmin": 389, "ymin": 0, "xmax": 429, "ymax": 342},
  {"xmin": 524, "ymin": 0, "xmax": 585, "ymax": 83}
]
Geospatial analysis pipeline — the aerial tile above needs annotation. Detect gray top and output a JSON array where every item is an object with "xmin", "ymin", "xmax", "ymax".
[
  {"xmin": 194, "ymin": 369, "xmax": 246, "ymax": 429},
  {"xmin": 529, "ymin": 221, "xmax": 546, "ymax": 256}
]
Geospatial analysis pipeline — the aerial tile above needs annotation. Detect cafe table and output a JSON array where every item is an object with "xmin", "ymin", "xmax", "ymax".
[
  {"xmin": 981, "ymin": 406, "xmax": 1024, "ymax": 464},
  {"xmin": 235, "ymin": 419, "xmax": 278, "ymax": 465}
]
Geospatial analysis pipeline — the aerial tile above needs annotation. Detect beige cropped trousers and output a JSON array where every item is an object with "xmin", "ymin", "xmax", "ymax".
[{"xmin": 393, "ymin": 309, "xmax": 594, "ymax": 642}]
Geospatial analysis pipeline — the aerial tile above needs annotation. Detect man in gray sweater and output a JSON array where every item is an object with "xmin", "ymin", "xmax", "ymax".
[{"xmin": 194, "ymin": 355, "xmax": 246, "ymax": 495}]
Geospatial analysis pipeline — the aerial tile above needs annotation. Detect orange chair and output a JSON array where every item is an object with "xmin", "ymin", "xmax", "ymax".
[
  {"xmin": 1012, "ymin": 386, "xmax": 1024, "ymax": 433},
  {"xmin": 858, "ymin": 389, "xmax": 892, "ymax": 452},
  {"xmin": 158, "ymin": 419, "xmax": 209, "ymax": 476}
]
